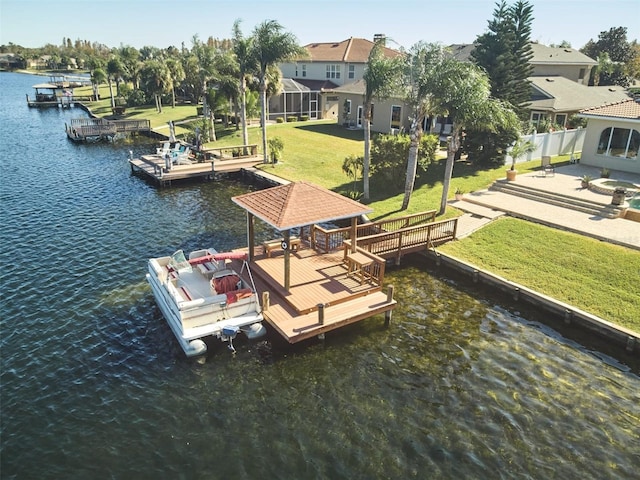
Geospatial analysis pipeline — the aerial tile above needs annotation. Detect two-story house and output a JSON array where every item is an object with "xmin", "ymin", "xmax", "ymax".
[
  {"xmin": 272, "ymin": 35, "xmax": 401, "ymax": 121},
  {"xmin": 450, "ymin": 42, "xmax": 628, "ymax": 128}
]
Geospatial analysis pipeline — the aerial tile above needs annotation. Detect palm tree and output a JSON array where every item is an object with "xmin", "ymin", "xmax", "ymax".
[
  {"xmin": 233, "ymin": 20, "xmax": 257, "ymax": 146},
  {"xmin": 362, "ymin": 38, "xmax": 403, "ymax": 200},
  {"xmin": 432, "ymin": 62, "xmax": 519, "ymax": 214},
  {"xmin": 399, "ymin": 43, "xmax": 519, "ymax": 213},
  {"xmin": 140, "ymin": 60, "xmax": 172, "ymax": 113},
  {"xmin": 106, "ymin": 57, "xmax": 125, "ymax": 108},
  {"xmin": 507, "ymin": 138, "xmax": 535, "ymax": 171},
  {"xmin": 90, "ymin": 67, "xmax": 106, "ymax": 101},
  {"xmin": 400, "ymin": 43, "xmax": 449, "ymax": 211},
  {"xmin": 250, "ymin": 20, "xmax": 306, "ymax": 163},
  {"xmin": 165, "ymin": 58, "xmax": 185, "ymax": 108}
]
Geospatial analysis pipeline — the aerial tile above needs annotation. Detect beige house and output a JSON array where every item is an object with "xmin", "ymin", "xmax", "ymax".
[
  {"xmin": 449, "ymin": 42, "xmax": 613, "ymax": 128},
  {"xmin": 450, "ymin": 42, "xmax": 597, "ymax": 84},
  {"xmin": 273, "ymin": 36, "xmax": 401, "ymax": 121},
  {"xmin": 577, "ymin": 99, "xmax": 640, "ymax": 174},
  {"xmin": 325, "ymin": 80, "xmax": 409, "ymax": 132},
  {"xmin": 528, "ymin": 43, "xmax": 597, "ymax": 84}
]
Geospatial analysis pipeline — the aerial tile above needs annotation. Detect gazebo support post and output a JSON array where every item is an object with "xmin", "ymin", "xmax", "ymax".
[
  {"xmin": 350, "ymin": 217, "xmax": 358, "ymax": 253},
  {"xmin": 284, "ymin": 229, "xmax": 291, "ymax": 292},
  {"xmin": 247, "ymin": 212, "xmax": 255, "ymax": 262}
]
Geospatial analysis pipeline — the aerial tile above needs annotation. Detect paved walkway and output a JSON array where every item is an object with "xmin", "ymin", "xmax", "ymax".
[{"xmin": 450, "ymin": 164, "xmax": 640, "ymax": 250}]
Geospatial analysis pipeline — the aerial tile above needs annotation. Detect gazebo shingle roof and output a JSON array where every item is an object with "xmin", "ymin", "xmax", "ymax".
[{"xmin": 232, "ymin": 181, "xmax": 373, "ymax": 231}]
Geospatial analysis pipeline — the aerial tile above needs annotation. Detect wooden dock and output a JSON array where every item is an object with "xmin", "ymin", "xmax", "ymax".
[
  {"xmin": 206, "ymin": 209, "xmax": 459, "ymax": 344},
  {"xmin": 228, "ymin": 245, "xmax": 396, "ymax": 344},
  {"xmin": 129, "ymin": 152, "xmax": 263, "ymax": 186},
  {"xmin": 66, "ymin": 118, "xmax": 151, "ymax": 143}
]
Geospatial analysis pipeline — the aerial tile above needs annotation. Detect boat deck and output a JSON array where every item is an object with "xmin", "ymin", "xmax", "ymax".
[
  {"xmin": 129, "ymin": 153, "xmax": 263, "ymax": 186},
  {"xmin": 229, "ymin": 245, "xmax": 396, "ymax": 344}
]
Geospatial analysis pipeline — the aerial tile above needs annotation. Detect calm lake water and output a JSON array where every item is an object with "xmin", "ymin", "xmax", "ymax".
[{"xmin": 1, "ymin": 72, "xmax": 639, "ymax": 480}]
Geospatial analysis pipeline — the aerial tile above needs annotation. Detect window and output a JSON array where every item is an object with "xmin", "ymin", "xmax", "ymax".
[
  {"xmin": 345, "ymin": 99, "xmax": 351, "ymax": 114},
  {"xmin": 554, "ymin": 114, "xmax": 567, "ymax": 128},
  {"xmin": 531, "ymin": 111, "xmax": 546, "ymax": 128},
  {"xmin": 348, "ymin": 65, "xmax": 355, "ymax": 79},
  {"xmin": 326, "ymin": 64, "xmax": 341, "ymax": 79},
  {"xmin": 295, "ymin": 64, "xmax": 298, "ymax": 77},
  {"xmin": 302, "ymin": 64, "xmax": 306, "ymax": 78},
  {"xmin": 391, "ymin": 105, "xmax": 402, "ymax": 129},
  {"xmin": 597, "ymin": 127, "xmax": 639, "ymax": 159},
  {"xmin": 578, "ymin": 68, "xmax": 586, "ymax": 81}
]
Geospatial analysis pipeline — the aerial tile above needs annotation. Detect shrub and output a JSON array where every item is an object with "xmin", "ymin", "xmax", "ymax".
[
  {"xmin": 299, "ymin": 115, "xmax": 309, "ymax": 121},
  {"xmin": 370, "ymin": 133, "xmax": 439, "ymax": 189},
  {"xmin": 276, "ymin": 117, "xmax": 284, "ymax": 123},
  {"xmin": 286, "ymin": 117, "xmax": 297, "ymax": 122},
  {"xmin": 268, "ymin": 137, "xmax": 285, "ymax": 163}
]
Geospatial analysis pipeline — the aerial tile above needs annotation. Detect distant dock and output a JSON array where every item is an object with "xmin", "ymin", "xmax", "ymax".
[
  {"xmin": 66, "ymin": 118, "xmax": 151, "ymax": 143},
  {"xmin": 128, "ymin": 144, "xmax": 263, "ymax": 186}
]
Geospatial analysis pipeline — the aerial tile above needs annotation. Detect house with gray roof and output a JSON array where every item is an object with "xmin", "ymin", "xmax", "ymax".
[
  {"xmin": 447, "ymin": 42, "xmax": 616, "ymax": 129},
  {"xmin": 529, "ymin": 76, "xmax": 630, "ymax": 129}
]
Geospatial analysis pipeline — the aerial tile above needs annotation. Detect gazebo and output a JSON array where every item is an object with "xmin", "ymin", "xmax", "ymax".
[{"xmin": 232, "ymin": 181, "xmax": 373, "ymax": 291}]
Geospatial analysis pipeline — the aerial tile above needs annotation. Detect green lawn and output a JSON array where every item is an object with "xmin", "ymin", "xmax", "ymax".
[{"xmin": 438, "ymin": 218, "xmax": 640, "ymax": 331}]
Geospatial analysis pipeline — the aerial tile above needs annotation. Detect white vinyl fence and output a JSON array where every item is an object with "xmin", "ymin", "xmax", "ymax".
[{"xmin": 505, "ymin": 128, "xmax": 585, "ymax": 165}]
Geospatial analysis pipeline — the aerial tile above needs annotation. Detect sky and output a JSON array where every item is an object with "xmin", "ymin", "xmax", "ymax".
[{"xmin": 1, "ymin": 0, "xmax": 638, "ymax": 52}]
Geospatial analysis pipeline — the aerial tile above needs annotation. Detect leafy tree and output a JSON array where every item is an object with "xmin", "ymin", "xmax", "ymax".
[
  {"xmin": 581, "ymin": 27, "xmax": 637, "ymax": 87},
  {"xmin": 371, "ymin": 133, "xmax": 438, "ymax": 190},
  {"xmin": 250, "ymin": 20, "xmax": 306, "ymax": 163},
  {"xmin": 361, "ymin": 38, "xmax": 403, "ymax": 201},
  {"xmin": 268, "ymin": 137, "xmax": 285, "ymax": 163}
]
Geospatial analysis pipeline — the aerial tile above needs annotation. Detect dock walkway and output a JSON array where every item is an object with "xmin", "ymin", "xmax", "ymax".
[
  {"xmin": 229, "ymin": 247, "xmax": 396, "ymax": 344},
  {"xmin": 129, "ymin": 153, "xmax": 263, "ymax": 186}
]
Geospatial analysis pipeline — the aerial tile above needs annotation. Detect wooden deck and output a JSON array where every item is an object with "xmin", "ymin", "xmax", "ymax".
[
  {"xmin": 227, "ymin": 246, "xmax": 396, "ymax": 344},
  {"xmin": 129, "ymin": 153, "xmax": 263, "ymax": 186},
  {"xmin": 66, "ymin": 118, "xmax": 151, "ymax": 142}
]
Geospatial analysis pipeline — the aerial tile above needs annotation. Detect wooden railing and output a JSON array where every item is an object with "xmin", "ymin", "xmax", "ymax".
[
  {"xmin": 340, "ymin": 245, "xmax": 387, "ymax": 286},
  {"xmin": 112, "ymin": 119, "xmax": 151, "ymax": 132},
  {"xmin": 67, "ymin": 118, "xmax": 150, "ymax": 138},
  {"xmin": 201, "ymin": 144, "xmax": 259, "ymax": 160},
  {"xmin": 372, "ymin": 210, "xmax": 437, "ymax": 231},
  {"xmin": 306, "ymin": 210, "xmax": 439, "ymax": 254},
  {"xmin": 344, "ymin": 218, "xmax": 458, "ymax": 264}
]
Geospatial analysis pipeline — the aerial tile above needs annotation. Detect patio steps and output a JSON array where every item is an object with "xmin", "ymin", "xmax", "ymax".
[{"xmin": 487, "ymin": 180, "xmax": 625, "ymax": 219}]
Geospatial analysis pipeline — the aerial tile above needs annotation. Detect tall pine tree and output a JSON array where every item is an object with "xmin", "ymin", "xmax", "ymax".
[{"xmin": 464, "ymin": 0, "xmax": 533, "ymax": 165}]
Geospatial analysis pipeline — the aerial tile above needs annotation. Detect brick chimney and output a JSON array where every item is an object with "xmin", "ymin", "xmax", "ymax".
[{"xmin": 373, "ymin": 34, "xmax": 386, "ymax": 46}]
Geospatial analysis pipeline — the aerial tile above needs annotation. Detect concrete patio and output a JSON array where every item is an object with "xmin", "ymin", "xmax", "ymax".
[{"xmin": 451, "ymin": 164, "xmax": 640, "ymax": 250}]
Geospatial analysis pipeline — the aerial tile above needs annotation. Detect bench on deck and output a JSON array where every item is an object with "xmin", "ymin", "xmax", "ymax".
[{"xmin": 263, "ymin": 237, "xmax": 301, "ymax": 257}]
